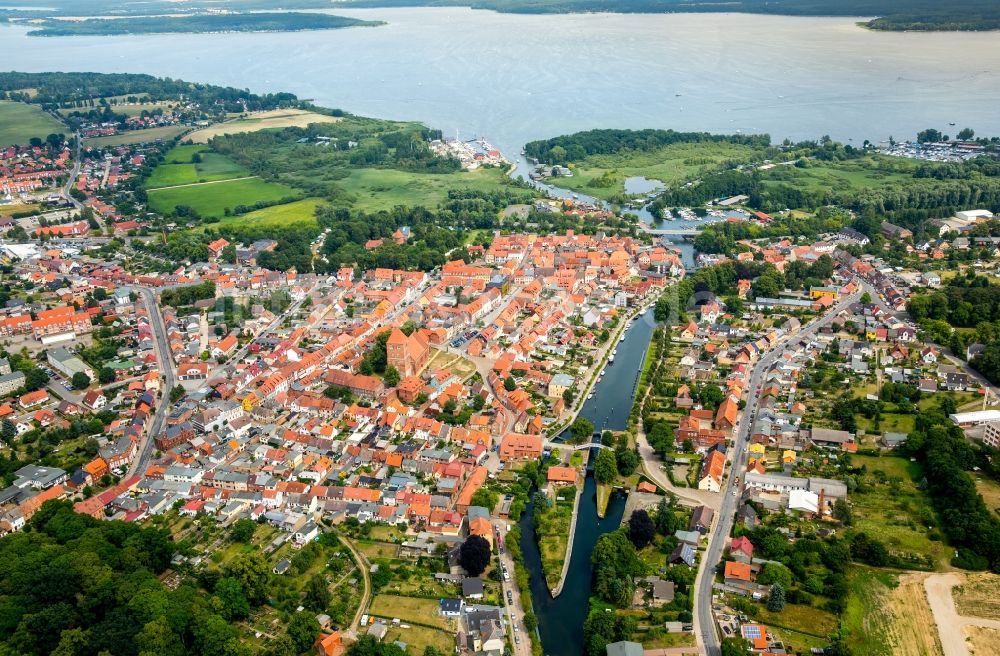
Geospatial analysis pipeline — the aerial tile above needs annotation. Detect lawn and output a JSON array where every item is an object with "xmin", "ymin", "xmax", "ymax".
[
  {"xmin": 547, "ymin": 140, "xmax": 763, "ymax": 201},
  {"xmin": 849, "ymin": 455, "xmax": 950, "ymax": 567},
  {"xmin": 147, "ymin": 177, "xmax": 300, "ymax": 218},
  {"xmin": 368, "ymin": 595, "xmax": 453, "ymax": 631},
  {"xmin": 83, "ymin": 124, "xmax": 189, "ymax": 147},
  {"xmin": 0, "ymin": 101, "xmax": 67, "ymax": 147},
  {"xmin": 339, "ymin": 166, "xmax": 510, "ymax": 212},
  {"xmin": 383, "ymin": 625, "xmax": 454, "ymax": 654},
  {"xmin": 757, "ymin": 603, "xmax": 836, "ymax": 649},
  {"xmin": 146, "ymin": 151, "xmax": 250, "ymax": 189},
  {"xmin": 974, "ymin": 474, "xmax": 1000, "ymax": 515}
]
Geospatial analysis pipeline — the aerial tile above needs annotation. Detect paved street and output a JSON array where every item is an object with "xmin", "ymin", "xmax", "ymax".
[
  {"xmin": 127, "ymin": 288, "xmax": 177, "ymax": 477},
  {"xmin": 493, "ymin": 519, "xmax": 532, "ymax": 656},
  {"xmin": 694, "ymin": 290, "xmax": 859, "ymax": 656}
]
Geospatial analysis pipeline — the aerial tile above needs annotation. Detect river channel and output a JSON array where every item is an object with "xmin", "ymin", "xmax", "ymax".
[{"xmin": 519, "ymin": 309, "xmax": 658, "ymax": 655}]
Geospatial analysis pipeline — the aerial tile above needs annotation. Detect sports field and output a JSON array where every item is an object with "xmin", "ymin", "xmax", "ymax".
[{"xmin": 0, "ymin": 101, "xmax": 67, "ymax": 147}]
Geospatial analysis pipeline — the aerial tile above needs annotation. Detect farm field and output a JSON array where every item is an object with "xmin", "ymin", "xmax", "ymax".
[
  {"xmin": 145, "ymin": 146, "xmax": 249, "ymax": 188},
  {"xmin": 0, "ymin": 203, "xmax": 39, "ymax": 217},
  {"xmin": 0, "ymin": 101, "xmax": 66, "ymax": 147},
  {"xmin": 185, "ymin": 109, "xmax": 342, "ymax": 143},
  {"xmin": 952, "ymin": 572, "xmax": 1000, "ymax": 620},
  {"xmin": 843, "ymin": 569, "xmax": 941, "ymax": 656},
  {"xmin": 547, "ymin": 140, "xmax": 762, "ymax": 201},
  {"xmin": 339, "ymin": 166, "xmax": 510, "ymax": 212},
  {"xmin": 83, "ymin": 124, "xmax": 189, "ymax": 147},
  {"xmin": 966, "ymin": 626, "xmax": 1000, "ymax": 655},
  {"xmin": 849, "ymin": 454, "xmax": 951, "ymax": 567},
  {"xmin": 147, "ymin": 177, "xmax": 299, "ymax": 218}
]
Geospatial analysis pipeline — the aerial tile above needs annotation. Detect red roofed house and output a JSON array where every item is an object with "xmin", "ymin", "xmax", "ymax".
[
  {"xmin": 731, "ymin": 536, "xmax": 754, "ymax": 564},
  {"xmin": 499, "ymin": 433, "xmax": 543, "ymax": 461}
]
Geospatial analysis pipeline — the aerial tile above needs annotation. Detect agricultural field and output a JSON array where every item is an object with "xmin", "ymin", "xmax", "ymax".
[
  {"xmin": 952, "ymin": 572, "xmax": 1000, "ymax": 620},
  {"xmin": 0, "ymin": 100, "xmax": 67, "ymax": 147},
  {"xmin": 211, "ymin": 198, "xmax": 323, "ymax": 230},
  {"xmin": 145, "ymin": 145, "xmax": 250, "ymax": 188},
  {"xmin": 966, "ymin": 626, "xmax": 1000, "ymax": 655},
  {"xmin": 147, "ymin": 177, "xmax": 300, "ymax": 218},
  {"xmin": 0, "ymin": 203, "xmax": 39, "ymax": 217},
  {"xmin": 848, "ymin": 454, "xmax": 951, "ymax": 567},
  {"xmin": 545, "ymin": 140, "xmax": 763, "ymax": 201},
  {"xmin": 843, "ymin": 569, "xmax": 941, "ymax": 656},
  {"xmin": 339, "ymin": 166, "xmax": 510, "ymax": 212},
  {"xmin": 83, "ymin": 124, "xmax": 189, "ymax": 147},
  {"xmin": 185, "ymin": 109, "xmax": 342, "ymax": 143}
]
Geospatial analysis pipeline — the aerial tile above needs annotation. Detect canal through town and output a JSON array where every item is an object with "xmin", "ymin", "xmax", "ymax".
[{"xmin": 519, "ymin": 310, "xmax": 658, "ymax": 655}]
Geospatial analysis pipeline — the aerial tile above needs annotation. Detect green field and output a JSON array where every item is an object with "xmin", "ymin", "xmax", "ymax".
[
  {"xmin": 0, "ymin": 101, "xmax": 67, "ymax": 147},
  {"xmin": 842, "ymin": 569, "xmax": 898, "ymax": 656},
  {"xmin": 546, "ymin": 141, "xmax": 763, "ymax": 200},
  {"xmin": 210, "ymin": 198, "xmax": 323, "ymax": 230},
  {"xmin": 145, "ymin": 146, "xmax": 249, "ymax": 188},
  {"xmin": 368, "ymin": 594, "xmax": 453, "ymax": 631},
  {"xmin": 83, "ymin": 124, "xmax": 189, "ymax": 147},
  {"xmin": 758, "ymin": 156, "xmax": 919, "ymax": 195},
  {"xmin": 849, "ymin": 454, "xmax": 950, "ymax": 566},
  {"xmin": 339, "ymin": 166, "xmax": 510, "ymax": 211},
  {"xmin": 147, "ymin": 177, "xmax": 300, "ymax": 218}
]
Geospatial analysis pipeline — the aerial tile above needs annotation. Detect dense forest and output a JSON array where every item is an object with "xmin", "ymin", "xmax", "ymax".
[
  {"xmin": 26, "ymin": 13, "xmax": 381, "ymax": 37},
  {"xmin": 0, "ymin": 72, "xmax": 308, "ymax": 116},
  {"xmin": 0, "ymin": 0, "xmax": 339, "ymax": 17},
  {"xmin": 524, "ymin": 128, "xmax": 771, "ymax": 165}
]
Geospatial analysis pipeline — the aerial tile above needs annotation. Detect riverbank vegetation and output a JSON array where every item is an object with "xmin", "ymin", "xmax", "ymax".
[
  {"xmin": 533, "ymin": 485, "xmax": 577, "ymax": 590},
  {"xmin": 24, "ymin": 13, "xmax": 382, "ymax": 37}
]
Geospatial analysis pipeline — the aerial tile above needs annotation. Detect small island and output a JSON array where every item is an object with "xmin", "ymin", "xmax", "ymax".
[{"xmin": 25, "ymin": 12, "xmax": 384, "ymax": 37}]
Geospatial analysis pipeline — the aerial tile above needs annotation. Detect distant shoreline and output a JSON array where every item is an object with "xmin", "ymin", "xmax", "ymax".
[{"xmin": 19, "ymin": 12, "xmax": 385, "ymax": 37}]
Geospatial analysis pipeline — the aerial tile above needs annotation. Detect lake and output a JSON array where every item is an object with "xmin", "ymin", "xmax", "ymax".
[{"xmin": 1, "ymin": 8, "xmax": 999, "ymax": 156}]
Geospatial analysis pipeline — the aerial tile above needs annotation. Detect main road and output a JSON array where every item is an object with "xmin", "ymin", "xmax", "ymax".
[
  {"xmin": 695, "ymin": 289, "xmax": 859, "ymax": 655},
  {"xmin": 127, "ymin": 287, "xmax": 178, "ymax": 477}
]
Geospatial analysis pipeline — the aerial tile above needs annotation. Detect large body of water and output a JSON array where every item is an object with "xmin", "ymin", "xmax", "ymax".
[{"xmin": 2, "ymin": 9, "xmax": 1000, "ymax": 155}]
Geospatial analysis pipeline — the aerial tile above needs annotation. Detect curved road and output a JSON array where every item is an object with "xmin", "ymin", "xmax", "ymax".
[{"xmin": 694, "ymin": 290, "xmax": 859, "ymax": 655}]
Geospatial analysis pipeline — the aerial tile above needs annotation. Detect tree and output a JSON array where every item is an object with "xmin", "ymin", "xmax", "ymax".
[
  {"xmin": 98, "ymin": 366, "xmax": 115, "ymax": 384},
  {"xmin": 594, "ymin": 449, "xmax": 617, "ymax": 484},
  {"xmin": 287, "ymin": 612, "xmax": 320, "ymax": 654},
  {"xmin": 522, "ymin": 612, "xmax": 537, "ymax": 632},
  {"xmin": 654, "ymin": 297, "xmax": 672, "ymax": 323},
  {"xmin": 860, "ymin": 291, "xmax": 872, "ymax": 304},
  {"xmin": 757, "ymin": 562, "xmax": 793, "ymax": 588},
  {"xmin": 71, "ymin": 372, "xmax": 90, "ymax": 390},
  {"xmin": 627, "ymin": 509, "xmax": 655, "ymax": 548},
  {"xmin": 231, "ymin": 518, "xmax": 255, "ymax": 542},
  {"xmin": 503, "ymin": 376, "xmax": 516, "ymax": 392},
  {"xmin": 304, "ymin": 574, "xmax": 331, "ymax": 612},
  {"xmin": 655, "ymin": 496, "xmax": 681, "ymax": 536},
  {"xmin": 383, "ymin": 365, "xmax": 400, "ymax": 387},
  {"xmin": 833, "ymin": 498, "xmax": 853, "ymax": 525},
  {"xmin": 562, "ymin": 387, "xmax": 576, "ymax": 405},
  {"xmin": 458, "ymin": 535, "xmax": 491, "ymax": 576},
  {"xmin": 224, "ymin": 553, "xmax": 270, "ymax": 605},
  {"xmin": 767, "ymin": 583, "xmax": 786, "ymax": 612},
  {"xmin": 470, "ymin": 487, "xmax": 498, "ymax": 512},
  {"xmin": 213, "ymin": 577, "xmax": 250, "ymax": 620},
  {"xmin": 571, "ymin": 417, "xmax": 594, "ymax": 443},
  {"xmin": 957, "ymin": 127, "xmax": 975, "ymax": 141}
]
